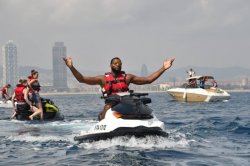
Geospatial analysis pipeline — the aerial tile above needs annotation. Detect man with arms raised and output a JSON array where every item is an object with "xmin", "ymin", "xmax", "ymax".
[{"xmin": 64, "ymin": 57, "xmax": 174, "ymax": 120}]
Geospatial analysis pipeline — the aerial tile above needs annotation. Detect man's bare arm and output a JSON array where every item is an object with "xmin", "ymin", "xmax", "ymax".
[
  {"xmin": 63, "ymin": 57, "xmax": 104, "ymax": 86},
  {"xmin": 129, "ymin": 58, "xmax": 175, "ymax": 85}
]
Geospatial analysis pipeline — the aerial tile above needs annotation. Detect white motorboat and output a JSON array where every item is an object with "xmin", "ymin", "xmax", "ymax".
[
  {"xmin": 74, "ymin": 91, "xmax": 168, "ymax": 143},
  {"xmin": 167, "ymin": 76, "xmax": 230, "ymax": 102}
]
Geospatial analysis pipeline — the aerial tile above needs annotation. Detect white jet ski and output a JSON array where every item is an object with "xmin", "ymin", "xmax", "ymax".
[
  {"xmin": 0, "ymin": 100, "xmax": 13, "ymax": 108},
  {"xmin": 74, "ymin": 91, "xmax": 168, "ymax": 143}
]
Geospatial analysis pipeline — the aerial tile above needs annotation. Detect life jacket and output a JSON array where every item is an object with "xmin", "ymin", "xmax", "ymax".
[
  {"xmin": 1, "ymin": 86, "xmax": 7, "ymax": 95},
  {"xmin": 27, "ymin": 75, "xmax": 33, "ymax": 82},
  {"xmin": 15, "ymin": 84, "xmax": 26, "ymax": 102},
  {"xmin": 103, "ymin": 71, "xmax": 129, "ymax": 96},
  {"xmin": 28, "ymin": 76, "xmax": 40, "ymax": 91}
]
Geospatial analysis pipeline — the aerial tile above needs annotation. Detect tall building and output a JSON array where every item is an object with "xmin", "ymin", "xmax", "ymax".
[
  {"xmin": 140, "ymin": 64, "xmax": 148, "ymax": 77},
  {"xmin": 52, "ymin": 42, "xmax": 67, "ymax": 90},
  {"xmin": 2, "ymin": 40, "xmax": 18, "ymax": 86}
]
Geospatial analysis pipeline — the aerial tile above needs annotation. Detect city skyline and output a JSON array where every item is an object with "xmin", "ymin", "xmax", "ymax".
[
  {"xmin": 0, "ymin": 38, "xmax": 249, "ymax": 86},
  {"xmin": 0, "ymin": 0, "xmax": 249, "ymax": 72}
]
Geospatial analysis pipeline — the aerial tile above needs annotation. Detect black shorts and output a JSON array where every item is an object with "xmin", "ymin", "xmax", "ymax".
[{"xmin": 16, "ymin": 103, "xmax": 30, "ymax": 112}]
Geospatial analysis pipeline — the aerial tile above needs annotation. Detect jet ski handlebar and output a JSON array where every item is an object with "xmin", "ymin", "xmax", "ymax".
[
  {"xmin": 101, "ymin": 90, "xmax": 151, "ymax": 106},
  {"xmin": 129, "ymin": 90, "xmax": 148, "ymax": 97},
  {"xmin": 131, "ymin": 92, "xmax": 148, "ymax": 97},
  {"xmin": 100, "ymin": 90, "xmax": 148, "ymax": 99}
]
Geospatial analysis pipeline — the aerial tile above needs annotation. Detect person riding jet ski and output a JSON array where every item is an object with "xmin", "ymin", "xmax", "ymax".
[
  {"xmin": 64, "ymin": 56, "xmax": 175, "ymax": 120},
  {"xmin": 11, "ymin": 79, "xmax": 63, "ymax": 121},
  {"xmin": 64, "ymin": 56, "xmax": 174, "ymax": 142},
  {"xmin": 75, "ymin": 90, "xmax": 168, "ymax": 142},
  {"xmin": 1, "ymin": 84, "xmax": 11, "ymax": 104}
]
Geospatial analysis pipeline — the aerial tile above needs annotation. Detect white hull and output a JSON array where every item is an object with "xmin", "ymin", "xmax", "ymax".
[
  {"xmin": 167, "ymin": 87, "xmax": 230, "ymax": 102},
  {"xmin": 0, "ymin": 100, "xmax": 13, "ymax": 108},
  {"xmin": 74, "ymin": 108, "xmax": 166, "ymax": 142},
  {"xmin": 87, "ymin": 109, "xmax": 165, "ymax": 134}
]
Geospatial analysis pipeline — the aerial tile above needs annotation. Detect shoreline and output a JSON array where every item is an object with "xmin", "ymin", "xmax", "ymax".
[
  {"xmin": 40, "ymin": 91, "xmax": 165, "ymax": 96},
  {"xmin": 40, "ymin": 91, "xmax": 166, "ymax": 96},
  {"xmin": 226, "ymin": 89, "xmax": 250, "ymax": 92},
  {"xmin": 40, "ymin": 89, "xmax": 250, "ymax": 96}
]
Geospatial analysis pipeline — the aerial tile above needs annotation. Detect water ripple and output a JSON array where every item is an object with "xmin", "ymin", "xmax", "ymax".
[{"xmin": 0, "ymin": 92, "xmax": 249, "ymax": 165}]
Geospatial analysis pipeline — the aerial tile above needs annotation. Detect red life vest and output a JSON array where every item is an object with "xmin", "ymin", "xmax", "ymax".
[
  {"xmin": 28, "ymin": 75, "xmax": 33, "ymax": 79},
  {"xmin": 1, "ymin": 86, "xmax": 7, "ymax": 96},
  {"xmin": 28, "ymin": 76, "xmax": 40, "ymax": 91},
  {"xmin": 15, "ymin": 84, "xmax": 26, "ymax": 102},
  {"xmin": 103, "ymin": 71, "xmax": 129, "ymax": 96}
]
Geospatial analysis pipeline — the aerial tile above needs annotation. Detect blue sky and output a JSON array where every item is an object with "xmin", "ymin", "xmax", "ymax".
[{"xmin": 1, "ymin": 0, "xmax": 249, "ymax": 71}]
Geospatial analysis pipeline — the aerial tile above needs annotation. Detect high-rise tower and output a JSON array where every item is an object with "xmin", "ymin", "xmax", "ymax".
[
  {"xmin": 140, "ymin": 64, "xmax": 148, "ymax": 77},
  {"xmin": 52, "ymin": 42, "xmax": 67, "ymax": 90},
  {"xmin": 2, "ymin": 40, "xmax": 18, "ymax": 86}
]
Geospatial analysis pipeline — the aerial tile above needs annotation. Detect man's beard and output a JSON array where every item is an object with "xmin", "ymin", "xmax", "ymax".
[{"xmin": 112, "ymin": 68, "xmax": 121, "ymax": 74}]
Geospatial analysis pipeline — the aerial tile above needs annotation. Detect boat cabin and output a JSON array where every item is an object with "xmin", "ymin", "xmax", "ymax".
[{"xmin": 184, "ymin": 76, "xmax": 217, "ymax": 89}]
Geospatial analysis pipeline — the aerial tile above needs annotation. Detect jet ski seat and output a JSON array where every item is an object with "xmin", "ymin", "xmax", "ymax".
[{"xmin": 103, "ymin": 91, "xmax": 153, "ymax": 120}]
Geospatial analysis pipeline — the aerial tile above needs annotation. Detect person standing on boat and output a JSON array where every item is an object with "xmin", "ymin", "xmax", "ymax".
[
  {"xmin": 187, "ymin": 68, "xmax": 195, "ymax": 77},
  {"xmin": 212, "ymin": 80, "xmax": 218, "ymax": 88},
  {"xmin": 10, "ymin": 79, "xmax": 41, "ymax": 120},
  {"xmin": 199, "ymin": 77, "xmax": 206, "ymax": 89},
  {"xmin": 27, "ymin": 70, "xmax": 43, "ymax": 120},
  {"xmin": 189, "ymin": 79, "xmax": 197, "ymax": 88},
  {"xmin": 63, "ymin": 56, "xmax": 175, "ymax": 120},
  {"xmin": 1, "ymin": 84, "xmax": 11, "ymax": 103}
]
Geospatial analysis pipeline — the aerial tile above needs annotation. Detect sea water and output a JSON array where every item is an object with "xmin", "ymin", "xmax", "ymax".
[{"xmin": 0, "ymin": 92, "xmax": 249, "ymax": 165}]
